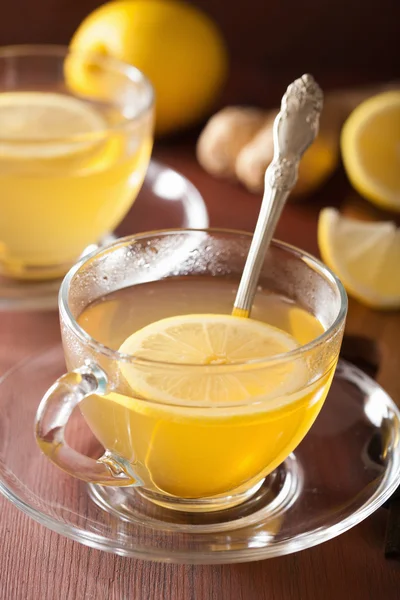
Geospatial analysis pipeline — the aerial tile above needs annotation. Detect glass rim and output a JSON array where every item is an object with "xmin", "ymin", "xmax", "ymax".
[
  {"xmin": 59, "ymin": 228, "xmax": 348, "ymax": 370},
  {"xmin": 0, "ymin": 44, "xmax": 154, "ymax": 144}
]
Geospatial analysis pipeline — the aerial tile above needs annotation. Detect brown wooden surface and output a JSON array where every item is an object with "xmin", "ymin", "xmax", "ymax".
[{"xmin": 1, "ymin": 140, "xmax": 400, "ymax": 599}]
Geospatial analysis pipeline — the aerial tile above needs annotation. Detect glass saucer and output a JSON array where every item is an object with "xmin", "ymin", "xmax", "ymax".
[
  {"xmin": 0, "ymin": 160, "xmax": 208, "ymax": 312},
  {"xmin": 0, "ymin": 348, "xmax": 399, "ymax": 564}
]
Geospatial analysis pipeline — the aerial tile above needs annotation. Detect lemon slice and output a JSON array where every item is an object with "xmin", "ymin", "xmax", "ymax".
[
  {"xmin": 0, "ymin": 91, "xmax": 106, "ymax": 158},
  {"xmin": 341, "ymin": 91, "xmax": 400, "ymax": 212},
  {"xmin": 318, "ymin": 207, "xmax": 400, "ymax": 309},
  {"xmin": 119, "ymin": 314, "xmax": 306, "ymax": 406}
]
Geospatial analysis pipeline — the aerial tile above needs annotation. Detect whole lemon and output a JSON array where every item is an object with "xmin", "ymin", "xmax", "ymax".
[{"xmin": 70, "ymin": 0, "xmax": 228, "ymax": 136}]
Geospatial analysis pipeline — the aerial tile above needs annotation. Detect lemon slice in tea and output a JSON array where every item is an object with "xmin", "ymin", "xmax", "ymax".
[
  {"xmin": 0, "ymin": 91, "xmax": 106, "ymax": 159},
  {"xmin": 119, "ymin": 314, "xmax": 306, "ymax": 406}
]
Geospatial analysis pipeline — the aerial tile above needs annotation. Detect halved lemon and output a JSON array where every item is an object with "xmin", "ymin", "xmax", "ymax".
[
  {"xmin": 0, "ymin": 91, "xmax": 106, "ymax": 159},
  {"xmin": 119, "ymin": 314, "xmax": 306, "ymax": 406},
  {"xmin": 318, "ymin": 207, "xmax": 400, "ymax": 309},
  {"xmin": 341, "ymin": 91, "xmax": 400, "ymax": 212}
]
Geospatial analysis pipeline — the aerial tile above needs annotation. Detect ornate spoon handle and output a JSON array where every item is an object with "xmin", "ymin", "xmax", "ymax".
[{"xmin": 233, "ymin": 74, "xmax": 324, "ymax": 318}]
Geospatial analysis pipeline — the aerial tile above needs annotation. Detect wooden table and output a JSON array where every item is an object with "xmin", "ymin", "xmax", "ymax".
[{"xmin": 1, "ymin": 141, "xmax": 400, "ymax": 600}]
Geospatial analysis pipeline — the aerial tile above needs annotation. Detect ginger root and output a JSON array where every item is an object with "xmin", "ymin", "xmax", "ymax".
[
  {"xmin": 196, "ymin": 83, "xmax": 400, "ymax": 197},
  {"xmin": 234, "ymin": 116, "xmax": 275, "ymax": 193},
  {"xmin": 196, "ymin": 106, "xmax": 267, "ymax": 178}
]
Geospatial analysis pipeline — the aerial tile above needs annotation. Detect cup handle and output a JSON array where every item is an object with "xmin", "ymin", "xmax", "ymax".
[{"xmin": 35, "ymin": 364, "xmax": 138, "ymax": 487}]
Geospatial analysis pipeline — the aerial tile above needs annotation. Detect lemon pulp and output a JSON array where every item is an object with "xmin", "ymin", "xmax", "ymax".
[
  {"xmin": 341, "ymin": 91, "xmax": 400, "ymax": 212},
  {"xmin": 318, "ymin": 207, "xmax": 400, "ymax": 309},
  {"xmin": 118, "ymin": 314, "xmax": 306, "ymax": 406}
]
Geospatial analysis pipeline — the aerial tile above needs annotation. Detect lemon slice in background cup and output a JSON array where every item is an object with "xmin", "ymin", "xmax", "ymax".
[
  {"xmin": 341, "ymin": 91, "xmax": 400, "ymax": 212},
  {"xmin": 0, "ymin": 91, "xmax": 106, "ymax": 159},
  {"xmin": 69, "ymin": 0, "xmax": 228, "ymax": 136},
  {"xmin": 318, "ymin": 207, "xmax": 400, "ymax": 309}
]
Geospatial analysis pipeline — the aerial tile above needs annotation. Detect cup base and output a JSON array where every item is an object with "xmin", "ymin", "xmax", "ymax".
[
  {"xmin": 87, "ymin": 454, "xmax": 301, "ymax": 533},
  {"xmin": 0, "ymin": 233, "xmax": 116, "ymax": 311},
  {"xmin": 0, "ymin": 234, "xmax": 118, "ymax": 282},
  {"xmin": 134, "ymin": 477, "xmax": 267, "ymax": 513}
]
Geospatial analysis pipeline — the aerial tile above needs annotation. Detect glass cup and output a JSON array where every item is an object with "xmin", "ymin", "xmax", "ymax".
[
  {"xmin": 35, "ymin": 230, "xmax": 347, "ymax": 513},
  {"xmin": 0, "ymin": 45, "xmax": 154, "ymax": 280}
]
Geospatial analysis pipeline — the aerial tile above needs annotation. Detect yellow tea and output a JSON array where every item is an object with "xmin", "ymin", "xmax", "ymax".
[
  {"xmin": 77, "ymin": 277, "xmax": 335, "ymax": 499},
  {"xmin": 0, "ymin": 91, "xmax": 152, "ymax": 278}
]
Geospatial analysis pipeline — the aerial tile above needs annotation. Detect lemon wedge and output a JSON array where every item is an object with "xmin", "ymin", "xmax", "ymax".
[
  {"xmin": 341, "ymin": 91, "xmax": 400, "ymax": 212},
  {"xmin": 318, "ymin": 207, "xmax": 400, "ymax": 309},
  {"xmin": 0, "ymin": 91, "xmax": 106, "ymax": 159},
  {"xmin": 119, "ymin": 314, "xmax": 306, "ymax": 406}
]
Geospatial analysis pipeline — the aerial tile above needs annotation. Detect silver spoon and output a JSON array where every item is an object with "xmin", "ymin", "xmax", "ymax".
[{"xmin": 232, "ymin": 74, "xmax": 324, "ymax": 318}]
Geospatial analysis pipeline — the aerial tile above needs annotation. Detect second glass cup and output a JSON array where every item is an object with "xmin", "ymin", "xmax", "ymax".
[
  {"xmin": 0, "ymin": 45, "xmax": 154, "ymax": 280},
  {"xmin": 35, "ymin": 230, "xmax": 347, "ymax": 513}
]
